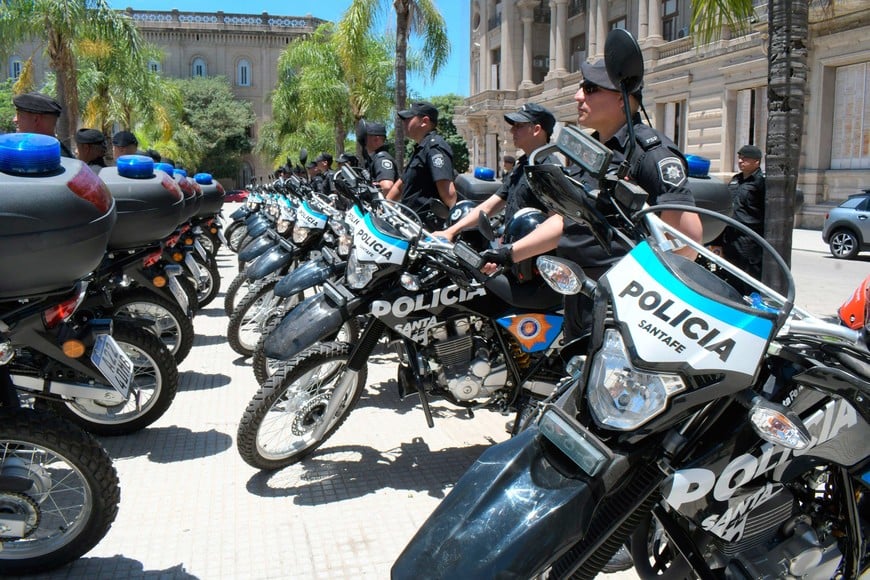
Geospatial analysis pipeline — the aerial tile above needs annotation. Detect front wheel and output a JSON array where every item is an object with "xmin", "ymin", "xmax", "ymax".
[
  {"xmin": 43, "ymin": 324, "xmax": 179, "ymax": 435},
  {"xmin": 237, "ymin": 342, "xmax": 366, "ymax": 470},
  {"xmin": 0, "ymin": 408, "xmax": 120, "ymax": 575},
  {"xmin": 829, "ymin": 229, "xmax": 860, "ymax": 259}
]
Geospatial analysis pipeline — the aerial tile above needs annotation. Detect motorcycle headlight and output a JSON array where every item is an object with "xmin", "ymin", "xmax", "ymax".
[
  {"xmin": 292, "ymin": 225, "xmax": 313, "ymax": 244},
  {"xmin": 276, "ymin": 219, "xmax": 292, "ymax": 234},
  {"xmin": 346, "ymin": 252, "xmax": 379, "ymax": 289},
  {"xmin": 587, "ymin": 329, "xmax": 686, "ymax": 430},
  {"xmin": 246, "ymin": 200, "xmax": 260, "ymax": 211},
  {"xmin": 268, "ymin": 204, "xmax": 280, "ymax": 218}
]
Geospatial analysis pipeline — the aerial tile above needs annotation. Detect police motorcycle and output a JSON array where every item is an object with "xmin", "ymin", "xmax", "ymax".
[
  {"xmin": 77, "ymin": 155, "xmax": 195, "ymax": 365},
  {"xmin": 391, "ymin": 29, "xmax": 870, "ymax": 580},
  {"xmin": 0, "ymin": 134, "xmax": 123, "ymax": 574},
  {"xmin": 235, "ymin": 165, "xmax": 571, "ymax": 470}
]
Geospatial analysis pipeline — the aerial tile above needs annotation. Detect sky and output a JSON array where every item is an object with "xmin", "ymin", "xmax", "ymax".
[{"xmin": 109, "ymin": 0, "xmax": 471, "ymax": 98}]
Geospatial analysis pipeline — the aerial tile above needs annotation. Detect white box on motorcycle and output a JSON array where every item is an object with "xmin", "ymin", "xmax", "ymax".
[
  {"xmin": 193, "ymin": 172, "xmax": 225, "ymax": 217},
  {"xmin": 0, "ymin": 133, "xmax": 117, "ymax": 298},
  {"xmin": 455, "ymin": 171, "xmax": 502, "ymax": 202},
  {"xmin": 99, "ymin": 156, "xmax": 187, "ymax": 250}
]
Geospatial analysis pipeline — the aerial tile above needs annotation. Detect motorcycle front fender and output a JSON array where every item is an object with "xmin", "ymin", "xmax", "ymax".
[
  {"xmin": 274, "ymin": 259, "xmax": 344, "ymax": 298},
  {"xmin": 245, "ymin": 215, "xmax": 269, "ymax": 236},
  {"xmin": 391, "ymin": 428, "xmax": 598, "ymax": 580},
  {"xmin": 246, "ymin": 244, "xmax": 295, "ymax": 281},
  {"xmin": 238, "ymin": 235, "xmax": 276, "ymax": 263},
  {"xmin": 263, "ymin": 292, "xmax": 358, "ymax": 360},
  {"xmin": 230, "ymin": 206, "xmax": 250, "ymax": 221}
]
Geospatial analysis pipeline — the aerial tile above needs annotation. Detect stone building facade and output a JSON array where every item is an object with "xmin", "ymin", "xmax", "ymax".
[
  {"xmin": 3, "ymin": 9, "xmax": 324, "ymax": 187},
  {"xmin": 460, "ymin": 0, "xmax": 870, "ymax": 227}
]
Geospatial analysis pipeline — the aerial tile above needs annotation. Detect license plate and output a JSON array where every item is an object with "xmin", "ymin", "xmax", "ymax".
[
  {"xmin": 166, "ymin": 275, "xmax": 190, "ymax": 314},
  {"xmin": 90, "ymin": 334, "xmax": 133, "ymax": 398}
]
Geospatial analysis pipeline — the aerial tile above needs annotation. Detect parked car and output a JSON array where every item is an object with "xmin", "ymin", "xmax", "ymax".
[
  {"xmin": 224, "ymin": 189, "xmax": 249, "ymax": 203},
  {"xmin": 822, "ymin": 189, "xmax": 870, "ymax": 259}
]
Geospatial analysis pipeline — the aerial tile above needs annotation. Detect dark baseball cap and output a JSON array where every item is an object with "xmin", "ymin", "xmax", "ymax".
[
  {"xmin": 366, "ymin": 121, "xmax": 387, "ymax": 137},
  {"xmin": 580, "ymin": 60, "xmax": 643, "ymax": 97},
  {"xmin": 75, "ymin": 128, "xmax": 105, "ymax": 145},
  {"xmin": 504, "ymin": 103, "xmax": 556, "ymax": 136},
  {"xmin": 112, "ymin": 130, "xmax": 138, "ymax": 147},
  {"xmin": 13, "ymin": 92, "xmax": 62, "ymax": 115},
  {"xmin": 337, "ymin": 152, "xmax": 358, "ymax": 165},
  {"xmin": 314, "ymin": 152, "xmax": 333, "ymax": 165},
  {"xmin": 397, "ymin": 101, "xmax": 439, "ymax": 124},
  {"xmin": 737, "ymin": 144, "xmax": 763, "ymax": 159}
]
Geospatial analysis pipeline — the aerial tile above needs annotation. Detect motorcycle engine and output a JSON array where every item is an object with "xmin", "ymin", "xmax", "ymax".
[{"xmin": 424, "ymin": 316, "xmax": 507, "ymax": 402}]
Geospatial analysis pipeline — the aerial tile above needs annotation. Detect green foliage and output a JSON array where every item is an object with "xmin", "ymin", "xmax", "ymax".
[
  {"xmin": 172, "ymin": 76, "xmax": 255, "ymax": 178},
  {"xmin": 0, "ymin": 80, "xmax": 17, "ymax": 133}
]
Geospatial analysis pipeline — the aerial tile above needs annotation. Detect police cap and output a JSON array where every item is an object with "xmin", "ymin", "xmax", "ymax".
[
  {"xmin": 75, "ymin": 128, "xmax": 105, "ymax": 145},
  {"xmin": 397, "ymin": 101, "xmax": 439, "ymax": 124},
  {"xmin": 504, "ymin": 103, "xmax": 556, "ymax": 136},
  {"xmin": 112, "ymin": 131, "xmax": 138, "ymax": 147},
  {"xmin": 366, "ymin": 122, "xmax": 387, "ymax": 137},
  {"xmin": 580, "ymin": 60, "xmax": 643, "ymax": 98},
  {"xmin": 13, "ymin": 92, "xmax": 62, "ymax": 115},
  {"xmin": 737, "ymin": 145, "xmax": 763, "ymax": 159}
]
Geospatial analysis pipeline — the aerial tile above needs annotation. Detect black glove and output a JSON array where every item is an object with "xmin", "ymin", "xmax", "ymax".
[{"xmin": 480, "ymin": 243, "xmax": 513, "ymax": 266}]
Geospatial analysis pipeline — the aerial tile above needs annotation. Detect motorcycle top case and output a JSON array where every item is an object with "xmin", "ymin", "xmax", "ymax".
[
  {"xmin": 194, "ymin": 173, "xmax": 225, "ymax": 217},
  {"xmin": 99, "ymin": 166, "xmax": 185, "ymax": 250},
  {"xmin": 454, "ymin": 172, "xmax": 502, "ymax": 202},
  {"xmin": 686, "ymin": 175, "xmax": 731, "ymax": 244},
  {"xmin": 0, "ymin": 156, "xmax": 117, "ymax": 298}
]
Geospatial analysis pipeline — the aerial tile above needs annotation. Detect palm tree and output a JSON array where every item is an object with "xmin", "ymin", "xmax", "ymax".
[
  {"xmin": 691, "ymin": 0, "xmax": 808, "ymax": 293},
  {"xmin": 339, "ymin": 0, "xmax": 450, "ymax": 168},
  {"xmin": 0, "ymin": 0, "xmax": 143, "ymax": 149}
]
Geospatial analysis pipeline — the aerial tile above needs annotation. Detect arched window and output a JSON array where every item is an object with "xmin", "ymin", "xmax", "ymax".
[
  {"xmin": 148, "ymin": 59, "xmax": 161, "ymax": 73},
  {"xmin": 192, "ymin": 57, "xmax": 207, "ymax": 78},
  {"xmin": 237, "ymin": 59, "xmax": 251, "ymax": 87},
  {"xmin": 9, "ymin": 57, "xmax": 23, "ymax": 80}
]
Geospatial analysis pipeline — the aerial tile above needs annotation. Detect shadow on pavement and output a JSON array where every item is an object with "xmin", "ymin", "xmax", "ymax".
[
  {"xmin": 191, "ymin": 333, "xmax": 228, "ymax": 347},
  {"xmin": 177, "ymin": 370, "xmax": 231, "ymax": 391},
  {"xmin": 101, "ymin": 426, "xmax": 232, "ymax": 463},
  {"xmin": 195, "ymin": 307, "xmax": 226, "ymax": 318},
  {"xmin": 10, "ymin": 558, "xmax": 198, "ymax": 580},
  {"xmin": 245, "ymin": 438, "xmax": 497, "ymax": 504}
]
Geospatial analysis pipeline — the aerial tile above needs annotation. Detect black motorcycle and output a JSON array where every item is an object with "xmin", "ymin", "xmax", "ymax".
[{"xmin": 391, "ymin": 29, "xmax": 870, "ymax": 579}]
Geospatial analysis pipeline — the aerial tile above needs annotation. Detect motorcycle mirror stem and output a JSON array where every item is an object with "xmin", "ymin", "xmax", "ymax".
[{"xmin": 477, "ymin": 211, "xmax": 495, "ymax": 241}]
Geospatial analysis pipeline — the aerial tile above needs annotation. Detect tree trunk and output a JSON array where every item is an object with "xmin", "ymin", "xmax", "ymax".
[
  {"xmin": 763, "ymin": 0, "xmax": 808, "ymax": 294},
  {"xmin": 394, "ymin": 0, "xmax": 410, "ymax": 170},
  {"xmin": 48, "ymin": 32, "xmax": 79, "ymax": 152}
]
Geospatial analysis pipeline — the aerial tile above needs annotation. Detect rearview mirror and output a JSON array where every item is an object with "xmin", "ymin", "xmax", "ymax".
[{"xmin": 604, "ymin": 28, "xmax": 644, "ymax": 95}]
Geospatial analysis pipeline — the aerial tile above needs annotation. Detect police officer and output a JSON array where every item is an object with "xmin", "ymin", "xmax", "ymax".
[
  {"xmin": 480, "ymin": 59, "xmax": 703, "ymax": 341},
  {"xmin": 312, "ymin": 152, "xmax": 335, "ymax": 194},
  {"xmin": 436, "ymin": 102, "xmax": 556, "ymax": 254},
  {"xmin": 12, "ymin": 92, "xmax": 74, "ymax": 157},
  {"xmin": 364, "ymin": 121, "xmax": 397, "ymax": 196},
  {"xmin": 722, "ymin": 144, "xmax": 766, "ymax": 290},
  {"xmin": 387, "ymin": 101, "xmax": 457, "ymax": 229},
  {"xmin": 112, "ymin": 130, "xmax": 139, "ymax": 159},
  {"xmin": 74, "ymin": 128, "xmax": 108, "ymax": 173}
]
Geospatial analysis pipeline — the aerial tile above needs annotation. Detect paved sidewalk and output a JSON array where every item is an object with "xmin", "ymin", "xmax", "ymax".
[{"xmin": 12, "ymin": 225, "xmax": 865, "ymax": 580}]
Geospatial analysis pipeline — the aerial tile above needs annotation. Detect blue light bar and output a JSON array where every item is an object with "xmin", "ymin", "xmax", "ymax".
[
  {"xmin": 194, "ymin": 172, "xmax": 213, "ymax": 185},
  {"xmin": 0, "ymin": 133, "xmax": 61, "ymax": 174},
  {"xmin": 116, "ymin": 154, "xmax": 155, "ymax": 179}
]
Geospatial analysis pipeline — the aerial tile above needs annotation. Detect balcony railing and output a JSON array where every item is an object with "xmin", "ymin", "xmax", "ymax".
[{"xmin": 568, "ymin": 0, "xmax": 586, "ymax": 17}]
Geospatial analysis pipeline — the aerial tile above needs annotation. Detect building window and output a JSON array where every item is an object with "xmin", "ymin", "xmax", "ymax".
[
  {"xmin": 9, "ymin": 57, "xmax": 23, "ymax": 80},
  {"xmin": 831, "ymin": 62, "xmax": 870, "ymax": 169},
  {"xmin": 568, "ymin": 0, "xmax": 586, "ymax": 18},
  {"xmin": 609, "ymin": 17, "xmax": 627, "ymax": 30},
  {"xmin": 532, "ymin": 54, "xmax": 549, "ymax": 84},
  {"xmin": 662, "ymin": 0, "xmax": 679, "ymax": 41},
  {"xmin": 237, "ymin": 59, "xmax": 251, "ymax": 87},
  {"xmin": 569, "ymin": 35, "xmax": 586, "ymax": 73},
  {"xmin": 148, "ymin": 59, "xmax": 161, "ymax": 73},
  {"xmin": 192, "ymin": 57, "xmax": 207, "ymax": 78},
  {"xmin": 735, "ymin": 87, "xmax": 767, "ymax": 169},
  {"xmin": 491, "ymin": 48, "xmax": 500, "ymax": 90},
  {"xmin": 658, "ymin": 100, "xmax": 687, "ymax": 150}
]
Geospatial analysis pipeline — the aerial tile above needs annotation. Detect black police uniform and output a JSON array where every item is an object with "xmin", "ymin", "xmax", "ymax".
[
  {"xmin": 559, "ymin": 114, "xmax": 696, "ymax": 340},
  {"xmin": 400, "ymin": 129, "xmax": 454, "ymax": 229},
  {"xmin": 496, "ymin": 152, "xmax": 553, "ymax": 226},
  {"xmin": 722, "ymin": 166, "xmax": 765, "ymax": 286},
  {"xmin": 367, "ymin": 146, "xmax": 397, "ymax": 187}
]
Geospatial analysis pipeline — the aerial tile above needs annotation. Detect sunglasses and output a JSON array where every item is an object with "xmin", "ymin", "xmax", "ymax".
[{"xmin": 580, "ymin": 80, "xmax": 615, "ymax": 94}]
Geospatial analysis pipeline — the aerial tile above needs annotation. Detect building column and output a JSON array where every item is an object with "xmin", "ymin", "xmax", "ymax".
[
  {"xmin": 499, "ymin": 0, "xmax": 516, "ymax": 89},
  {"xmin": 553, "ymin": 0, "xmax": 569, "ymax": 75},
  {"xmin": 517, "ymin": 0, "xmax": 537, "ymax": 88},
  {"xmin": 595, "ymin": 0, "xmax": 608, "ymax": 59},
  {"xmin": 647, "ymin": 0, "xmax": 662, "ymax": 43},
  {"xmin": 588, "ymin": 0, "xmax": 598, "ymax": 58},
  {"xmin": 479, "ymin": 3, "xmax": 491, "ymax": 90},
  {"xmin": 637, "ymin": 0, "xmax": 648, "ymax": 41}
]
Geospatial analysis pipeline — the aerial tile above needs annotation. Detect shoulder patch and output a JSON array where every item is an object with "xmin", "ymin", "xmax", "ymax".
[
  {"xmin": 658, "ymin": 157, "xmax": 686, "ymax": 188},
  {"xmin": 432, "ymin": 153, "xmax": 445, "ymax": 168},
  {"xmin": 380, "ymin": 159, "xmax": 393, "ymax": 170}
]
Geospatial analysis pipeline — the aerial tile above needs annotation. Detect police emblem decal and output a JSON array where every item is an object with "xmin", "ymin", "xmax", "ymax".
[
  {"xmin": 658, "ymin": 157, "xmax": 686, "ymax": 187},
  {"xmin": 432, "ymin": 154, "xmax": 445, "ymax": 168},
  {"xmin": 381, "ymin": 160, "xmax": 393, "ymax": 169}
]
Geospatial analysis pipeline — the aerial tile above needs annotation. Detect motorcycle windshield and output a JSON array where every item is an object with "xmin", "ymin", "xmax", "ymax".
[{"xmin": 392, "ymin": 428, "xmax": 597, "ymax": 579}]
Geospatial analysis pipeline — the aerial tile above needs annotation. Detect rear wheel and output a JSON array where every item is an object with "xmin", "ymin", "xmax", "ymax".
[
  {"xmin": 111, "ymin": 289, "xmax": 194, "ymax": 364},
  {"xmin": 43, "ymin": 324, "xmax": 178, "ymax": 436},
  {"xmin": 0, "ymin": 408, "xmax": 120, "ymax": 575},
  {"xmin": 192, "ymin": 254, "xmax": 220, "ymax": 308},
  {"xmin": 223, "ymin": 270, "xmax": 252, "ymax": 317},
  {"xmin": 237, "ymin": 342, "xmax": 365, "ymax": 470},
  {"xmin": 829, "ymin": 229, "xmax": 860, "ymax": 259}
]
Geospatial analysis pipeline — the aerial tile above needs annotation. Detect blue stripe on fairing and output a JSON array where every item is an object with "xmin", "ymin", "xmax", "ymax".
[
  {"xmin": 631, "ymin": 242, "xmax": 774, "ymax": 339},
  {"xmin": 301, "ymin": 201, "xmax": 328, "ymax": 221},
  {"xmin": 361, "ymin": 213, "xmax": 410, "ymax": 251}
]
